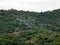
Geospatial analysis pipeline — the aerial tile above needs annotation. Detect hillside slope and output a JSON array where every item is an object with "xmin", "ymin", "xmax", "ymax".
[
  {"xmin": 0, "ymin": 9, "xmax": 60, "ymax": 45},
  {"xmin": 0, "ymin": 9, "xmax": 60, "ymax": 33}
]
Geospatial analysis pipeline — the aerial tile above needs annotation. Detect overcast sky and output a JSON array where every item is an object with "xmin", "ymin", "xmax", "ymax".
[{"xmin": 0, "ymin": 0, "xmax": 60, "ymax": 12}]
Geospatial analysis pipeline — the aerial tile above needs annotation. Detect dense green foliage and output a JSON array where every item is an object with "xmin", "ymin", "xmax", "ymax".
[
  {"xmin": 0, "ymin": 9, "xmax": 60, "ymax": 45},
  {"xmin": 0, "ymin": 29, "xmax": 60, "ymax": 45}
]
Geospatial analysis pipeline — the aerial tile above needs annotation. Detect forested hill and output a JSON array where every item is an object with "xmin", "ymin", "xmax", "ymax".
[
  {"xmin": 0, "ymin": 9, "xmax": 60, "ymax": 45},
  {"xmin": 0, "ymin": 9, "xmax": 60, "ymax": 33}
]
